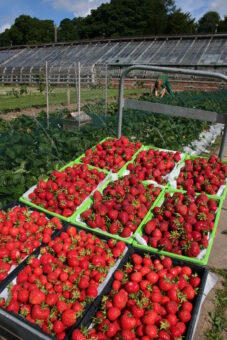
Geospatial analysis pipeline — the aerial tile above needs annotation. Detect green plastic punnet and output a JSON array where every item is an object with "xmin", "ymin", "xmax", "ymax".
[
  {"xmin": 19, "ymin": 196, "xmax": 71, "ymax": 222},
  {"xmin": 115, "ymin": 145, "xmax": 144, "ymax": 177},
  {"xmin": 74, "ymin": 136, "xmax": 114, "ymax": 164},
  {"xmin": 19, "ymin": 136, "xmax": 143, "ymax": 225},
  {"xmin": 69, "ymin": 177, "xmax": 166, "ymax": 245},
  {"xmin": 19, "ymin": 163, "xmax": 110, "ymax": 222},
  {"xmin": 75, "ymin": 137, "xmax": 144, "ymax": 177},
  {"xmin": 133, "ymin": 187, "xmax": 223, "ymax": 265},
  {"xmin": 122, "ymin": 144, "xmax": 187, "ymax": 186},
  {"xmin": 169, "ymin": 153, "xmax": 227, "ymax": 200}
]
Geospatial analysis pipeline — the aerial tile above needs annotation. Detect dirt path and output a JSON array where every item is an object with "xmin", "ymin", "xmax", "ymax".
[{"xmin": 0, "ymin": 103, "xmax": 77, "ymax": 121}]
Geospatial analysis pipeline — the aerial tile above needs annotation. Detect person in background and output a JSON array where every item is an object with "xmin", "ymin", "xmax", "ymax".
[{"xmin": 153, "ymin": 74, "xmax": 174, "ymax": 98}]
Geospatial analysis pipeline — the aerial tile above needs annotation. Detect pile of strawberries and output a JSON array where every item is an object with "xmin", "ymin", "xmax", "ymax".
[
  {"xmin": 81, "ymin": 176, "xmax": 161, "ymax": 238},
  {"xmin": 0, "ymin": 226, "xmax": 126, "ymax": 339},
  {"xmin": 141, "ymin": 191, "xmax": 217, "ymax": 257},
  {"xmin": 176, "ymin": 155, "xmax": 227, "ymax": 195},
  {"xmin": 127, "ymin": 148, "xmax": 181, "ymax": 184},
  {"xmin": 81, "ymin": 137, "xmax": 142, "ymax": 173},
  {"xmin": 0, "ymin": 206, "xmax": 62, "ymax": 282},
  {"xmin": 28, "ymin": 164, "xmax": 106, "ymax": 217},
  {"xmin": 73, "ymin": 254, "xmax": 201, "ymax": 340}
]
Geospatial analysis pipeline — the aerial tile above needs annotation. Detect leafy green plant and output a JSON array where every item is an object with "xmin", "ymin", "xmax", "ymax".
[
  {"xmin": 19, "ymin": 84, "xmax": 28, "ymax": 95},
  {"xmin": 37, "ymin": 72, "xmax": 45, "ymax": 93},
  {"xmin": 0, "ymin": 90, "xmax": 224, "ymax": 208},
  {"xmin": 205, "ymin": 268, "xmax": 227, "ymax": 340}
]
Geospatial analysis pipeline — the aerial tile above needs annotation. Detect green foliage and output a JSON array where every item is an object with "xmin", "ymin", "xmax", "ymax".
[
  {"xmin": 166, "ymin": 10, "xmax": 196, "ymax": 34},
  {"xmin": 58, "ymin": 0, "xmax": 180, "ymax": 39},
  {"xmin": 0, "ymin": 5, "xmax": 226, "ymax": 47},
  {"xmin": 37, "ymin": 72, "xmax": 46, "ymax": 93},
  {"xmin": 19, "ymin": 84, "xmax": 28, "ymax": 95},
  {"xmin": 0, "ymin": 90, "xmax": 225, "ymax": 208},
  {"xmin": 141, "ymin": 90, "xmax": 227, "ymax": 114},
  {"xmin": 58, "ymin": 18, "xmax": 79, "ymax": 41},
  {"xmin": 218, "ymin": 16, "xmax": 227, "ymax": 33},
  {"xmin": 205, "ymin": 268, "xmax": 227, "ymax": 340},
  {"xmin": 0, "ymin": 15, "xmax": 54, "ymax": 47},
  {"xmin": 198, "ymin": 11, "xmax": 221, "ymax": 33},
  {"xmin": 6, "ymin": 84, "xmax": 28, "ymax": 98}
]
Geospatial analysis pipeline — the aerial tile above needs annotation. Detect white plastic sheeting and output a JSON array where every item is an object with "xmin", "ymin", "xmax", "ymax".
[{"xmin": 183, "ymin": 123, "xmax": 224, "ymax": 155}]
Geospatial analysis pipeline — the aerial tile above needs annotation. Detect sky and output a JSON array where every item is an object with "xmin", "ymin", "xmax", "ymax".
[{"xmin": 0, "ymin": 0, "xmax": 226, "ymax": 33}]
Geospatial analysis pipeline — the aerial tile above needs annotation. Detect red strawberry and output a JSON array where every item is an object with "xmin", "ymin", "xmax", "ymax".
[{"xmin": 61, "ymin": 309, "xmax": 77, "ymax": 327}]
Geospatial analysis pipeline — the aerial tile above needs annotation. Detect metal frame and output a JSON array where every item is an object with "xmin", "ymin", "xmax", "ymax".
[{"xmin": 117, "ymin": 65, "xmax": 227, "ymax": 158}]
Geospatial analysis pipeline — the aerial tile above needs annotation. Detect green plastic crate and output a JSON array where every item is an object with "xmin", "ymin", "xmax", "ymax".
[
  {"xmin": 75, "ymin": 136, "xmax": 144, "ymax": 178},
  {"xmin": 133, "ymin": 187, "xmax": 223, "ymax": 265},
  {"xmin": 168, "ymin": 153, "xmax": 227, "ymax": 201},
  {"xmin": 19, "ymin": 163, "xmax": 109, "ymax": 222},
  {"xmin": 123, "ymin": 144, "xmax": 186, "ymax": 186},
  {"xmin": 69, "ymin": 178, "xmax": 166, "ymax": 244}
]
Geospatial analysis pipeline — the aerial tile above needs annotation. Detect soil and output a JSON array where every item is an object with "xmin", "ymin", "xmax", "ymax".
[{"xmin": 0, "ymin": 103, "xmax": 76, "ymax": 121}]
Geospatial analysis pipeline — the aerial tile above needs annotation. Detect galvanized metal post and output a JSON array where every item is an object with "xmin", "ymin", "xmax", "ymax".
[
  {"xmin": 219, "ymin": 118, "xmax": 227, "ymax": 159},
  {"xmin": 78, "ymin": 62, "xmax": 81, "ymax": 127},
  {"xmin": 117, "ymin": 74, "xmax": 125, "ymax": 138},
  {"xmin": 67, "ymin": 72, "xmax": 70, "ymax": 107},
  {"xmin": 45, "ymin": 61, "xmax": 49, "ymax": 128},
  {"xmin": 67, "ymin": 85, "xmax": 70, "ymax": 107},
  {"xmin": 117, "ymin": 65, "xmax": 227, "ymax": 157},
  {"xmin": 105, "ymin": 63, "xmax": 108, "ymax": 117}
]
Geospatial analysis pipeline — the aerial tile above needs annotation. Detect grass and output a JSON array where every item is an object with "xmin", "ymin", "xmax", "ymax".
[
  {"xmin": 205, "ymin": 268, "xmax": 227, "ymax": 340},
  {"xmin": 0, "ymin": 86, "xmax": 146, "ymax": 112}
]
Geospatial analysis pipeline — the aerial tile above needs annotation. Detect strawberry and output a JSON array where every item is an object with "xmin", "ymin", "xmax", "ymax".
[
  {"xmin": 177, "ymin": 155, "xmax": 226, "ymax": 194},
  {"xmin": 31, "ymin": 305, "xmax": 50, "ymax": 320},
  {"xmin": 127, "ymin": 148, "xmax": 181, "ymax": 184},
  {"xmin": 82, "ymin": 137, "xmax": 141, "ymax": 172},
  {"xmin": 61, "ymin": 309, "xmax": 77, "ymax": 327},
  {"xmin": 113, "ymin": 291, "xmax": 128, "ymax": 309},
  {"xmin": 120, "ymin": 313, "xmax": 137, "ymax": 330},
  {"xmin": 107, "ymin": 307, "xmax": 121, "ymax": 321},
  {"xmin": 29, "ymin": 289, "xmax": 45, "ymax": 305}
]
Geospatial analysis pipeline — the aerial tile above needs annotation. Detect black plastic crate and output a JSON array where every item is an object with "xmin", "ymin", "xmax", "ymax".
[
  {"xmin": 0, "ymin": 222, "xmax": 133, "ymax": 340},
  {"xmin": 0, "ymin": 201, "xmax": 65, "ymax": 292},
  {"xmin": 78, "ymin": 247, "xmax": 209, "ymax": 340}
]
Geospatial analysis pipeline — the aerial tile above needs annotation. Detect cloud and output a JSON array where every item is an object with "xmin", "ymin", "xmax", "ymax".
[
  {"xmin": 175, "ymin": 0, "xmax": 209, "ymax": 19},
  {"xmin": 0, "ymin": 23, "xmax": 11, "ymax": 33},
  {"xmin": 175, "ymin": 0, "xmax": 227, "ymax": 19},
  {"xmin": 210, "ymin": 0, "xmax": 227, "ymax": 17},
  {"xmin": 45, "ymin": 0, "xmax": 110, "ymax": 17}
]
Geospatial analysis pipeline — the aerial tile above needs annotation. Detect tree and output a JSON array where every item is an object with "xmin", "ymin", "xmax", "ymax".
[
  {"xmin": 166, "ymin": 10, "xmax": 196, "ymax": 34},
  {"xmin": 0, "ymin": 29, "xmax": 11, "ymax": 47},
  {"xmin": 218, "ymin": 16, "xmax": 227, "ymax": 32},
  {"xmin": 58, "ymin": 18, "xmax": 79, "ymax": 41},
  {"xmin": 2, "ymin": 2, "xmax": 225, "ymax": 47},
  {"xmin": 197, "ymin": 11, "xmax": 221, "ymax": 33},
  {"xmin": 74, "ymin": 0, "xmax": 176, "ymax": 39},
  {"xmin": 0, "ymin": 15, "xmax": 54, "ymax": 47}
]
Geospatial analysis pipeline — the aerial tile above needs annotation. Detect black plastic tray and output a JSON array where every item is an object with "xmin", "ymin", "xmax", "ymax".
[
  {"xmin": 0, "ymin": 221, "xmax": 133, "ymax": 340},
  {"xmin": 78, "ymin": 247, "xmax": 209, "ymax": 340},
  {"xmin": 0, "ymin": 201, "xmax": 65, "ymax": 292}
]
